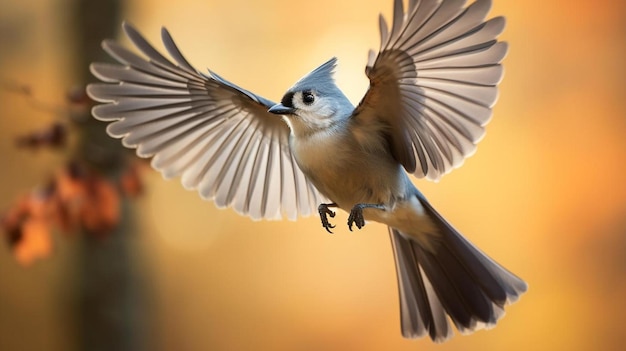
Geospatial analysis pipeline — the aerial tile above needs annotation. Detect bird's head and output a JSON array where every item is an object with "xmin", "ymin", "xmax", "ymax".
[{"xmin": 268, "ymin": 58, "xmax": 353, "ymax": 135}]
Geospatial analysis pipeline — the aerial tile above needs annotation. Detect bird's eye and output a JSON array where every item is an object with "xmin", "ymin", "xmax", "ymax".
[{"xmin": 302, "ymin": 91, "xmax": 315, "ymax": 105}]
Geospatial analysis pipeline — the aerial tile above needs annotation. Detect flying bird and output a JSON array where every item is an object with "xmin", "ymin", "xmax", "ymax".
[{"xmin": 87, "ymin": 0, "xmax": 527, "ymax": 342}]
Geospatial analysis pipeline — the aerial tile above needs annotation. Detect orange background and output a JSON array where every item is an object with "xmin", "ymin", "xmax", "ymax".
[{"xmin": 1, "ymin": 0, "xmax": 625, "ymax": 350}]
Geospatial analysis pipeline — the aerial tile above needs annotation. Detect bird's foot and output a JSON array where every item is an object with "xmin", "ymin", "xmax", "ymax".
[
  {"xmin": 318, "ymin": 203, "xmax": 337, "ymax": 234},
  {"xmin": 347, "ymin": 203, "xmax": 386, "ymax": 231},
  {"xmin": 348, "ymin": 204, "xmax": 367, "ymax": 231}
]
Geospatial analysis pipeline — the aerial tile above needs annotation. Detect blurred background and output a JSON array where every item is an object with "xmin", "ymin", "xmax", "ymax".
[{"xmin": 1, "ymin": 0, "xmax": 625, "ymax": 350}]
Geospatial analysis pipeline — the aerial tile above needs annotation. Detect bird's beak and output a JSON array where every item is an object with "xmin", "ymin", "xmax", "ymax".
[{"xmin": 268, "ymin": 103, "xmax": 296, "ymax": 115}]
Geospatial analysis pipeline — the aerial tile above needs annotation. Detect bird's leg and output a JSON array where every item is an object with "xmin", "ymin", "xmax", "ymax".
[
  {"xmin": 348, "ymin": 203, "xmax": 386, "ymax": 231},
  {"xmin": 318, "ymin": 203, "xmax": 338, "ymax": 234}
]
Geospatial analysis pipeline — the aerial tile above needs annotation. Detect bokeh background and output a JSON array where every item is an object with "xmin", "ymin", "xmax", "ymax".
[{"xmin": 1, "ymin": 0, "xmax": 625, "ymax": 350}]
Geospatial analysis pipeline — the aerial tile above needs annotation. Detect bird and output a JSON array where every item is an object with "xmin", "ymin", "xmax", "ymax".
[{"xmin": 87, "ymin": 0, "xmax": 527, "ymax": 343}]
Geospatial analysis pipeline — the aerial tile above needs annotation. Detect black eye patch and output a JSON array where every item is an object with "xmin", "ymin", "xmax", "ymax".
[{"xmin": 281, "ymin": 92, "xmax": 295, "ymax": 108}]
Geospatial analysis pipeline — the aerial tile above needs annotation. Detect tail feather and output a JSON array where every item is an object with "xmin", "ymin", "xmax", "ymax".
[
  {"xmin": 389, "ymin": 197, "xmax": 527, "ymax": 342},
  {"xmin": 422, "ymin": 198, "xmax": 526, "ymax": 305},
  {"xmin": 391, "ymin": 235, "xmax": 452, "ymax": 341}
]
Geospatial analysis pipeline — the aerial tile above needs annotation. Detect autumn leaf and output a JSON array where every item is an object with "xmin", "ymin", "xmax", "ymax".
[
  {"xmin": 53, "ymin": 165, "xmax": 87, "ymax": 232},
  {"xmin": 81, "ymin": 175, "xmax": 120, "ymax": 235},
  {"xmin": 13, "ymin": 216, "xmax": 53, "ymax": 266},
  {"xmin": 2, "ymin": 193, "xmax": 54, "ymax": 265},
  {"xmin": 119, "ymin": 162, "xmax": 144, "ymax": 197}
]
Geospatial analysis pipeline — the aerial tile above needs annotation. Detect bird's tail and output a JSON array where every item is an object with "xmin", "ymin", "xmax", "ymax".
[{"xmin": 389, "ymin": 198, "xmax": 527, "ymax": 343}]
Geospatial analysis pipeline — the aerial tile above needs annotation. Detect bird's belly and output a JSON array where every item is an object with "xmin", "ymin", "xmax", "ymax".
[
  {"xmin": 295, "ymin": 144, "xmax": 404, "ymax": 211},
  {"xmin": 310, "ymin": 166, "xmax": 379, "ymax": 207},
  {"xmin": 294, "ymin": 137, "xmax": 439, "ymax": 240},
  {"xmin": 309, "ymin": 164, "xmax": 437, "ymax": 237}
]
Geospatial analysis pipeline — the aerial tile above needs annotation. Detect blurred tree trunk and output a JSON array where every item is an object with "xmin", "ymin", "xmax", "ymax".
[{"xmin": 69, "ymin": 1, "xmax": 147, "ymax": 350}]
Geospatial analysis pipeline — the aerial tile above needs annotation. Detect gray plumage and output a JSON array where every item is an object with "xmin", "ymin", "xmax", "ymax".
[
  {"xmin": 288, "ymin": 58, "xmax": 344, "ymax": 98},
  {"xmin": 87, "ymin": 0, "xmax": 526, "ymax": 343}
]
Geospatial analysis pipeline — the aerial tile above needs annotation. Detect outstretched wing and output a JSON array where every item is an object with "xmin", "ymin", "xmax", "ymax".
[
  {"xmin": 87, "ymin": 22, "xmax": 328, "ymax": 220},
  {"xmin": 354, "ymin": 0, "xmax": 507, "ymax": 181}
]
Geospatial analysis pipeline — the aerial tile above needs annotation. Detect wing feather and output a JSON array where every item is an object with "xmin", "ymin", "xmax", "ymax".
[
  {"xmin": 355, "ymin": 0, "xmax": 507, "ymax": 180},
  {"xmin": 87, "ymin": 22, "xmax": 327, "ymax": 220}
]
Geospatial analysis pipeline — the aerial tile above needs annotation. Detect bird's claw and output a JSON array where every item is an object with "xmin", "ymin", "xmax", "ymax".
[
  {"xmin": 348, "ymin": 204, "xmax": 366, "ymax": 231},
  {"xmin": 318, "ymin": 203, "xmax": 336, "ymax": 234}
]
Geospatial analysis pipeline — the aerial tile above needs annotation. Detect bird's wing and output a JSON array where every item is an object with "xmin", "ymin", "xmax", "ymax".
[
  {"xmin": 353, "ymin": 0, "xmax": 507, "ymax": 181},
  {"xmin": 87, "ymin": 22, "xmax": 328, "ymax": 220}
]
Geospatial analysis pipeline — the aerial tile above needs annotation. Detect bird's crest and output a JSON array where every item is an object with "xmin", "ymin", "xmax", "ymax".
[{"xmin": 289, "ymin": 57, "xmax": 338, "ymax": 94}]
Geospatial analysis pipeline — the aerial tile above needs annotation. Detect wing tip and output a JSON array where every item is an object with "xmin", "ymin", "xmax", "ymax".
[
  {"xmin": 101, "ymin": 38, "xmax": 114, "ymax": 51},
  {"xmin": 160, "ymin": 25, "xmax": 170, "ymax": 39},
  {"xmin": 85, "ymin": 82, "xmax": 106, "ymax": 103},
  {"xmin": 121, "ymin": 20, "xmax": 133, "ymax": 34},
  {"xmin": 498, "ymin": 41, "xmax": 509, "ymax": 61}
]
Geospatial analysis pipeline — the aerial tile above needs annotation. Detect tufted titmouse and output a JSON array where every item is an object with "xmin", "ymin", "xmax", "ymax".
[{"xmin": 87, "ymin": 0, "xmax": 526, "ymax": 342}]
